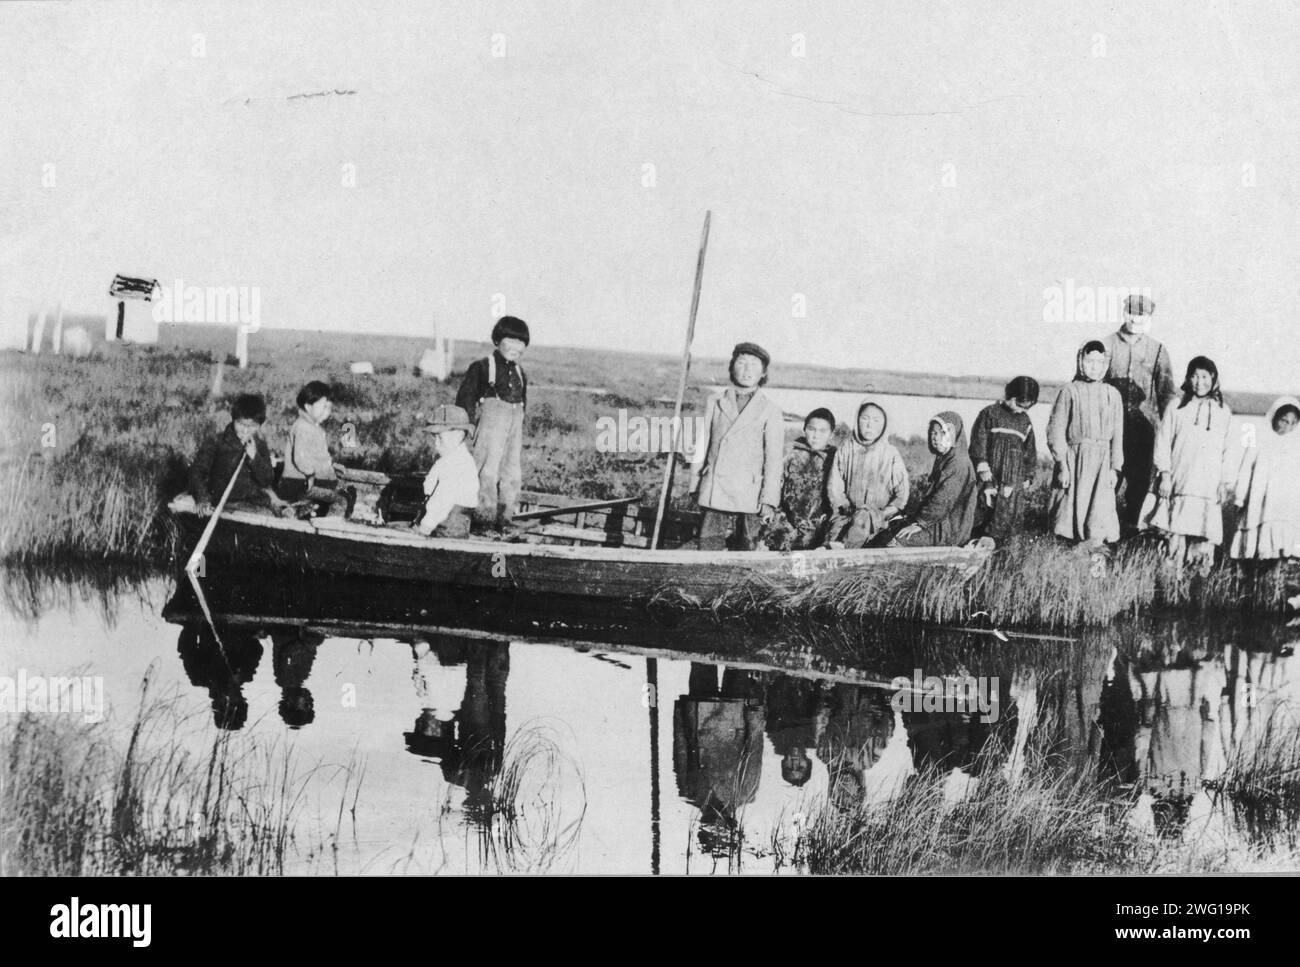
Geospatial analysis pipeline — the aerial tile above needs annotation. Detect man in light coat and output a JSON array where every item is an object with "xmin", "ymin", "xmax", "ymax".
[{"xmin": 690, "ymin": 342, "xmax": 785, "ymax": 550}]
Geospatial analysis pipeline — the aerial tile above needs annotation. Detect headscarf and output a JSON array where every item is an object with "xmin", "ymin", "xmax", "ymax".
[
  {"xmin": 928, "ymin": 411, "xmax": 968, "ymax": 454},
  {"xmin": 852, "ymin": 400, "xmax": 888, "ymax": 446},
  {"xmin": 1177, "ymin": 355, "xmax": 1224, "ymax": 430},
  {"xmin": 1073, "ymin": 340, "xmax": 1110, "ymax": 382},
  {"xmin": 1267, "ymin": 396, "xmax": 1300, "ymax": 437}
]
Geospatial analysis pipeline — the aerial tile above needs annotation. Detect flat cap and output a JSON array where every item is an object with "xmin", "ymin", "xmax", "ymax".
[{"xmin": 731, "ymin": 341, "xmax": 771, "ymax": 367}]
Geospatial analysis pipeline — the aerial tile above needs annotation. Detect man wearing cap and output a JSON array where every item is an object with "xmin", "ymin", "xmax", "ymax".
[
  {"xmin": 690, "ymin": 342, "xmax": 785, "ymax": 550},
  {"xmin": 417, "ymin": 404, "xmax": 480, "ymax": 539},
  {"xmin": 1104, "ymin": 294, "xmax": 1177, "ymax": 533}
]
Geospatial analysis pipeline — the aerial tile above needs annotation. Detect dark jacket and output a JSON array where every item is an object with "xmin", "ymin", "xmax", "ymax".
[
  {"xmin": 455, "ymin": 350, "xmax": 527, "ymax": 423},
  {"xmin": 189, "ymin": 423, "xmax": 274, "ymax": 505},
  {"xmin": 909, "ymin": 411, "xmax": 978, "ymax": 545}
]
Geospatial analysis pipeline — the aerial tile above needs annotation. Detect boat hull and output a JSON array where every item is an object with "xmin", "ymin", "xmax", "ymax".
[{"xmin": 171, "ymin": 501, "xmax": 990, "ymax": 603}]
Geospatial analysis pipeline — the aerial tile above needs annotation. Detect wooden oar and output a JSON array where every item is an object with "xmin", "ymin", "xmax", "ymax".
[
  {"xmin": 186, "ymin": 451, "xmax": 247, "ymax": 575},
  {"xmin": 651, "ymin": 210, "xmax": 712, "ymax": 549}
]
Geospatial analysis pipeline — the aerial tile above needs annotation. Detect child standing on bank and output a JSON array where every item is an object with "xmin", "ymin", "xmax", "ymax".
[
  {"xmin": 189, "ymin": 393, "xmax": 291, "ymax": 517},
  {"xmin": 690, "ymin": 342, "xmax": 785, "ymax": 551},
  {"xmin": 1047, "ymin": 341, "xmax": 1126, "ymax": 544},
  {"xmin": 278, "ymin": 380, "xmax": 354, "ymax": 517},
  {"xmin": 456, "ymin": 316, "xmax": 530, "ymax": 532},
  {"xmin": 969, "ymin": 376, "xmax": 1040, "ymax": 544},
  {"xmin": 765, "ymin": 407, "xmax": 837, "ymax": 551},
  {"xmin": 1230, "ymin": 396, "xmax": 1300, "ymax": 560},
  {"xmin": 417, "ymin": 404, "xmax": 480, "ymax": 539},
  {"xmin": 1151, "ymin": 357, "xmax": 1234, "ymax": 563},
  {"xmin": 825, "ymin": 401, "xmax": 910, "ymax": 549}
]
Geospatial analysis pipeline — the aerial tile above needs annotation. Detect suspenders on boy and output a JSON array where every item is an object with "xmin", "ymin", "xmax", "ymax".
[{"xmin": 480, "ymin": 354, "xmax": 526, "ymax": 410}]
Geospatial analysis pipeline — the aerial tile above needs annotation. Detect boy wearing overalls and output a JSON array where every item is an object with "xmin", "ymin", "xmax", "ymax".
[{"xmin": 455, "ymin": 315, "xmax": 530, "ymax": 531}]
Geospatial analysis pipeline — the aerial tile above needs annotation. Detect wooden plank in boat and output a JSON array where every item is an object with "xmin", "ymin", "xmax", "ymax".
[{"xmin": 515, "ymin": 496, "xmax": 643, "ymax": 521}]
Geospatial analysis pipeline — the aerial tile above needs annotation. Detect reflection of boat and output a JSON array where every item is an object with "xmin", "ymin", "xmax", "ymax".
[{"xmin": 167, "ymin": 471, "xmax": 990, "ymax": 603}]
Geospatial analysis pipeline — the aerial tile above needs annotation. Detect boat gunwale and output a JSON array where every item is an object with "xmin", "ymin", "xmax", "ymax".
[{"xmin": 167, "ymin": 498, "xmax": 991, "ymax": 568}]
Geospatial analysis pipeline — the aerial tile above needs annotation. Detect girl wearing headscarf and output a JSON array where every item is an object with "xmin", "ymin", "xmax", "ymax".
[
  {"xmin": 892, "ymin": 411, "xmax": 977, "ymax": 547},
  {"xmin": 825, "ymin": 401, "xmax": 910, "ymax": 548},
  {"xmin": 1151, "ymin": 356, "xmax": 1235, "ymax": 558},
  {"xmin": 1047, "ymin": 341, "xmax": 1126, "ymax": 544},
  {"xmin": 1230, "ymin": 396, "xmax": 1300, "ymax": 559}
]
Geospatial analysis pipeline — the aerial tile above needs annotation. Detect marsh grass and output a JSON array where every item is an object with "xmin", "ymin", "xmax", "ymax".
[
  {"xmin": 471, "ymin": 720, "xmax": 587, "ymax": 874},
  {"xmin": 690, "ymin": 537, "xmax": 1295, "ymax": 630},
  {"xmin": 0, "ymin": 667, "xmax": 355, "ymax": 876}
]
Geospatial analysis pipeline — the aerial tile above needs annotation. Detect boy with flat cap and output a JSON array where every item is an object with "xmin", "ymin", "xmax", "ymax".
[
  {"xmin": 417, "ymin": 404, "xmax": 480, "ymax": 539},
  {"xmin": 1104, "ymin": 294, "xmax": 1176, "ymax": 534},
  {"xmin": 456, "ymin": 315, "xmax": 530, "ymax": 532},
  {"xmin": 690, "ymin": 342, "xmax": 785, "ymax": 550}
]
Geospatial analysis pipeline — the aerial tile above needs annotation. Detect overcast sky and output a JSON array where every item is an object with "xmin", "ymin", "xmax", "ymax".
[{"xmin": 2, "ymin": 0, "xmax": 1297, "ymax": 390}]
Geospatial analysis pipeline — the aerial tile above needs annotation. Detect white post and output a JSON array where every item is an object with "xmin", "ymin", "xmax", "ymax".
[
  {"xmin": 52, "ymin": 296, "xmax": 65, "ymax": 354},
  {"xmin": 234, "ymin": 289, "xmax": 248, "ymax": 367},
  {"xmin": 30, "ymin": 301, "xmax": 48, "ymax": 354}
]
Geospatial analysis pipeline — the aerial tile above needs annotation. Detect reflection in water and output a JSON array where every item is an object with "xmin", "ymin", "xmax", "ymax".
[
  {"xmin": 137, "ymin": 570, "xmax": 1300, "ymax": 870},
  {"xmin": 272, "ymin": 629, "xmax": 323, "ymax": 728},
  {"xmin": 405, "ymin": 637, "xmax": 510, "ymax": 812},
  {"xmin": 177, "ymin": 623, "xmax": 263, "ymax": 730},
  {"xmin": 673, "ymin": 664, "xmax": 765, "ymax": 854}
]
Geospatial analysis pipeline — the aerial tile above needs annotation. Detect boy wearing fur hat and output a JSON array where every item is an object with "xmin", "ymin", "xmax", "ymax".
[
  {"xmin": 764, "ymin": 407, "xmax": 837, "ymax": 551},
  {"xmin": 417, "ymin": 404, "xmax": 480, "ymax": 539},
  {"xmin": 456, "ymin": 315, "xmax": 531, "ymax": 531},
  {"xmin": 690, "ymin": 342, "xmax": 785, "ymax": 550}
]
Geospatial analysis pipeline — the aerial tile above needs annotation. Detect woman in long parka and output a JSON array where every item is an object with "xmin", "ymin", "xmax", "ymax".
[{"xmin": 1047, "ymin": 340, "xmax": 1126, "ymax": 544}]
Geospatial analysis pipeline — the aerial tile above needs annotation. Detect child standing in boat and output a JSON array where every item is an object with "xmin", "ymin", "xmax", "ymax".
[
  {"xmin": 456, "ymin": 316, "xmax": 530, "ymax": 533},
  {"xmin": 1151, "ymin": 357, "xmax": 1234, "ymax": 563},
  {"xmin": 189, "ymin": 393, "xmax": 291, "ymax": 517},
  {"xmin": 890, "ymin": 411, "xmax": 978, "ymax": 547},
  {"xmin": 690, "ymin": 342, "xmax": 785, "ymax": 550},
  {"xmin": 1230, "ymin": 396, "xmax": 1300, "ymax": 560},
  {"xmin": 1047, "ymin": 341, "xmax": 1126, "ymax": 544},
  {"xmin": 765, "ymin": 407, "xmax": 837, "ymax": 551},
  {"xmin": 969, "ymin": 377, "xmax": 1040, "ymax": 544},
  {"xmin": 417, "ymin": 404, "xmax": 481, "ymax": 539},
  {"xmin": 825, "ymin": 401, "xmax": 910, "ymax": 548},
  {"xmin": 278, "ymin": 380, "xmax": 355, "ymax": 517}
]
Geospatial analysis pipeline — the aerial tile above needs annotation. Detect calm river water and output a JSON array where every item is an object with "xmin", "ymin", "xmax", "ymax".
[{"xmin": 2, "ymin": 571, "xmax": 1298, "ymax": 874}]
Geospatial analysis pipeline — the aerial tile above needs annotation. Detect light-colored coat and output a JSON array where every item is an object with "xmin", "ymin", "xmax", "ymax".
[{"xmin": 690, "ymin": 388, "xmax": 785, "ymax": 513}]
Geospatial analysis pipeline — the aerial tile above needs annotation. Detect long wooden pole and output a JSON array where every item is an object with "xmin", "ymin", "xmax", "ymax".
[
  {"xmin": 651, "ymin": 210, "xmax": 711, "ymax": 549},
  {"xmin": 186, "ymin": 452, "xmax": 247, "ymax": 574}
]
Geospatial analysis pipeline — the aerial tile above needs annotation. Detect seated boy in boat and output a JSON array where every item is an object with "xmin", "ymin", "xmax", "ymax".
[
  {"xmin": 189, "ymin": 393, "xmax": 292, "ymax": 517},
  {"xmin": 416, "ymin": 404, "xmax": 480, "ymax": 539},
  {"xmin": 764, "ymin": 407, "xmax": 837, "ymax": 551},
  {"xmin": 277, "ymin": 380, "xmax": 356, "ymax": 518},
  {"xmin": 825, "ymin": 401, "xmax": 910, "ymax": 548},
  {"xmin": 884, "ymin": 411, "xmax": 978, "ymax": 547},
  {"xmin": 689, "ymin": 342, "xmax": 785, "ymax": 550}
]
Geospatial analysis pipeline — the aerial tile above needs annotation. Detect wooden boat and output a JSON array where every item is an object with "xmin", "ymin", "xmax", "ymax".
[{"xmin": 168, "ymin": 467, "xmax": 991, "ymax": 604}]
